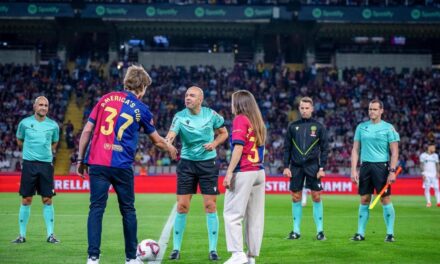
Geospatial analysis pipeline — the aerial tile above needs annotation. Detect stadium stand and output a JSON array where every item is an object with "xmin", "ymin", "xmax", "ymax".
[
  {"xmin": 1, "ymin": 0, "xmax": 439, "ymax": 176},
  {"xmin": 39, "ymin": 62, "xmax": 439, "ymax": 176}
]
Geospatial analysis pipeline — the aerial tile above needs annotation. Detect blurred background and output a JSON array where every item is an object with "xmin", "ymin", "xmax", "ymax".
[{"xmin": 0, "ymin": 0, "xmax": 438, "ymax": 177}]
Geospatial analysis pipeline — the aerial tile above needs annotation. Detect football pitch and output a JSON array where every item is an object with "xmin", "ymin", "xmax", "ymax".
[{"xmin": 0, "ymin": 193, "xmax": 439, "ymax": 264}]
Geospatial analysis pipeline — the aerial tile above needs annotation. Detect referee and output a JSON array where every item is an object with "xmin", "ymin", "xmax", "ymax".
[
  {"xmin": 12, "ymin": 96, "xmax": 60, "ymax": 244},
  {"xmin": 166, "ymin": 86, "xmax": 228, "ymax": 261},
  {"xmin": 351, "ymin": 99, "xmax": 400, "ymax": 242},
  {"xmin": 283, "ymin": 96, "xmax": 329, "ymax": 241}
]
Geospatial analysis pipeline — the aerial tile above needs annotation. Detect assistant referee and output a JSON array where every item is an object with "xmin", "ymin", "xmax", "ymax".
[
  {"xmin": 12, "ymin": 96, "xmax": 60, "ymax": 244},
  {"xmin": 351, "ymin": 99, "xmax": 400, "ymax": 242}
]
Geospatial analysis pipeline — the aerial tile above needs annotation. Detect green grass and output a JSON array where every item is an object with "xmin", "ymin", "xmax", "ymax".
[{"xmin": 0, "ymin": 193, "xmax": 439, "ymax": 263}]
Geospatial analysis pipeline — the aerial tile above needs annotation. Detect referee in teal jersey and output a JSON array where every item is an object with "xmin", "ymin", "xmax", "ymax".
[
  {"xmin": 166, "ymin": 86, "xmax": 228, "ymax": 261},
  {"xmin": 12, "ymin": 96, "xmax": 60, "ymax": 244},
  {"xmin": 351, "ymin": 99, "xmax": 400, "ymax": 243}
]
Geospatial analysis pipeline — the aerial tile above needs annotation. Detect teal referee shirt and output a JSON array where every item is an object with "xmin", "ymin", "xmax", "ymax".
[
  {"xmin": 354, "ymin": 120, "xmax": 400, "ymax": 163},
  {"xmin": 16, "ymin": 115, "xmax": 59, "ymax": 162},
  {"xmin": 170, "ymin": 107, "xmax": 224, "ymax": 161}
]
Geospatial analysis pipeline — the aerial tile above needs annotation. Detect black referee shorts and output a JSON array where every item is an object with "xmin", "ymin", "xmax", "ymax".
[
  {"xmin": 359, "ymin": 162, "xmax": 390, "ymax": 196},
  {"xmin": 289, "ymin": 161, "xmax": 322, "ymax": 192},
  {"xmin": 19, "ymin": 160, "xmax": 55, "ymax": 198},
  {"xmin": 176, "ymin": 158, "xmax": 219, "ymax": 195}
]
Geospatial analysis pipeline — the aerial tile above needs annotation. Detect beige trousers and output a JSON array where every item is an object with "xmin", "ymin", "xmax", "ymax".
[{"xmin": 223, "ymin": 170, "xmax": 265, "ymax": 256}]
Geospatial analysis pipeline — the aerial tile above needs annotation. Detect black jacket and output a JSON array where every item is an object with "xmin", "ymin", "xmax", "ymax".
[{"xmin": 283, "ymin": 118, "xmax": 329, "ymax": 168}]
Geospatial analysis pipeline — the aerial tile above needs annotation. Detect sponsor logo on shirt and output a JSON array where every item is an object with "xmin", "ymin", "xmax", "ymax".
[{"xmin": 103, "ymin": 143, "xmax": 124, "ymax": 152}]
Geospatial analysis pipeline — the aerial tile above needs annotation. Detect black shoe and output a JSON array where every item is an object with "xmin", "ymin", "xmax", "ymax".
[
  {"xmin": 11, "ymin": 236, "xmax": 26, "ymax": 243},
  {"xmin": 385, "ymin": 234, "xmax": 395, "ymax": 242},
  {"xmin": 47, "ymin": 234, "xmax": 60, "ymax": 244},
  {"xmin": 350, "ymin": 233, "xmax": 365, "ymax": 241},
  {"xmin": 209, "ymin": 251, "xmax": 219, "ymax": 261},
  {"xmin": 169, "ymin": 250, "xmax": 180, "ymax": 260},
  {"xmin": 316, "ymin": 231, "xmax": 326, "ymax": 241},
  {"xmin": 286, "ymin": 231, "xmax": 301, "ymax": 240}
]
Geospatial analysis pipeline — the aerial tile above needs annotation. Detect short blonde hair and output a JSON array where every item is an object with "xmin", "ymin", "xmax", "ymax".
[
  {"xmin": 123, "ymin": 65, "xmax": 152, "ymax": 94},
  {"xmin": 300, "ymin": 96, "xmax": 313, "ymax": 105}
]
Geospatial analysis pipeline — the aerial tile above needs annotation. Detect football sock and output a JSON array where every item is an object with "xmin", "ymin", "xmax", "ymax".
[
  {"xmin": 19, "ymin": 204, "xmax": 30, "ymax": 237},
  {"xmin": 313, "ymin": 201, "xmax": 324, "ymax": 233},
  {"xmin": 43, "ymin": 204, "xmax": 54, "ymax": 237},
  {"xmin": 292, "ymin": 202, "xmax": 302, "ymax": 234},
  {"xmin": 383, "ymin": 203, "xmax": 395, "ymax": 235},
  {"xmin": 357, "ymin": 204, "xmax": 369, "ymax": 236},
  {"xmin": 425, "ymin": 186, "xmax": 431, "ymax": 204},
  {"xmin": 173, "ymin": 212, "xmax": 187, "ymax": 251},
  {"xmin": 206, "ymin": 212, "xmax": 219, "ymax": 252},
  {"xmin": 433, "ymin": 187, "xmax": 440, "ymax": 204}
]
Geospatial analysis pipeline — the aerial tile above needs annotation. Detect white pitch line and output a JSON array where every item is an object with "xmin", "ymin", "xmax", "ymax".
[{"xmin": 148, "ymin": 203, "xmax": 177, "ymax": 264}]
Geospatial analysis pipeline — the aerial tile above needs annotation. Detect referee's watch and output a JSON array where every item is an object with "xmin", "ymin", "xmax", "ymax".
[{"xmin": 389, "ymin": 167, "xmax": 397, "ymax": 173}]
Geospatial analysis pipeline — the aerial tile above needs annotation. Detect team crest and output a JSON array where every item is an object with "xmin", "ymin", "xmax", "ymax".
[{"xmin": 310, "ymin": 126, "xmax": 317, "ymax": 137}]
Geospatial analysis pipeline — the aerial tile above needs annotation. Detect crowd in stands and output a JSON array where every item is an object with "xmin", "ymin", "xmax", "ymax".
[
  {"xmin": 1, "ymin": 60, "xmax": 439, "ymax": 176},
  {"xmin": 71, "ymin": 61, "xmax": 439, "ymax": 176}
]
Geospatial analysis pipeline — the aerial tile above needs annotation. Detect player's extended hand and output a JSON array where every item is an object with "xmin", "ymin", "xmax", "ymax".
[
  {"xmin": 223, "ymin": 172, "xmax": 233, "ymax": 189},
  {"xmin": 387, "ymin": 172, "xmax": 396, "ymax": 184},
  {"xmin": 203, "ymin": 142, "xmax": 216, "ymax": 151},
  {"xmin": 167, "ymin": 144, "xmax": 178, "ymax": 160},
  {"xmin": 316, "ymin": 169, "xmax": 325, "ymax": 179},
  {"xmin": 283, "ymin": 168, "xmax": 292, "ymax": 178},
  {"xmin": 76, "ymin": 162, "xmax": 88, "ymax": 179},
  {"xmin": 351, "ymin": 170, "xmax": 359, "ymax": 184}
]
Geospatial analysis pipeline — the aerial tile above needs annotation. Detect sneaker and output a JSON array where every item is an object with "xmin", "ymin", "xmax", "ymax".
[
  {"xmin": 11, "ymin": 236, "xmax": 26, "ymax": 243},
  {"xmin": 209, "ymin": 251, "xmax": 220, "ymax": 261},
  {"xmin": 316, "ymin": 231, "xmax": 326, "ymax": 241},
  {"xmin": 125, "ymin": 257, "xmax": 143, "ymax": 264},
  {"xmin": 427, "ymin": 202, "xmax": 432, "ymax": 207},
  {"xmin": 385, "ymin": 234, "xmax": 395, "ymax": 242},
  {"xmin": 248, "ymin": 256, "xmax": 255, "ymax": 264},
  {"xmin": 223, "ymin": 252, "xmax": 248, "ymax": 264},
  {"xmin": 169, "ymin": 250, "xmax": 180, "ymax": 260},
  {"xmin": 350, "ymin": 233, "xmax": 365, "ymax": 241},
  {"xmin": 286, "ymin": 231, "xmax": 301, "ymax": 240},
  {"xmin": 47, "ymin": 234, "xmax": 60, "ymax": 243},
  {"xmin": 86, "ymin": 256, "xmax": 99, "ymax": 264}
]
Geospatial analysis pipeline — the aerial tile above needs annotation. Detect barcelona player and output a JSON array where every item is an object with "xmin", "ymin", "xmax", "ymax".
[{"xmin": 76, "ymin": 65, "xmax": 177, "ymax": 264}]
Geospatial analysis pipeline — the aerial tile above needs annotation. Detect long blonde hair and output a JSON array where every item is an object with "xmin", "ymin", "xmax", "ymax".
[{"xmin": 231, "ymin": 90, "xmax": 267, "ymax": 146}]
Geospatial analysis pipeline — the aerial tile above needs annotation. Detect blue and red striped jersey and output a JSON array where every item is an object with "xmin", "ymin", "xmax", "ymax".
[{"xmin": 85, "ymin": 91, "xmax": 155, "ymax": 168}]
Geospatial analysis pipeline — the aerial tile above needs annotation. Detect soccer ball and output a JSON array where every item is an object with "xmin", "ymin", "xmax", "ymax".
[{"xmin": 137, "ymin": 239, "xmax": 160, "ymax": 261}]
